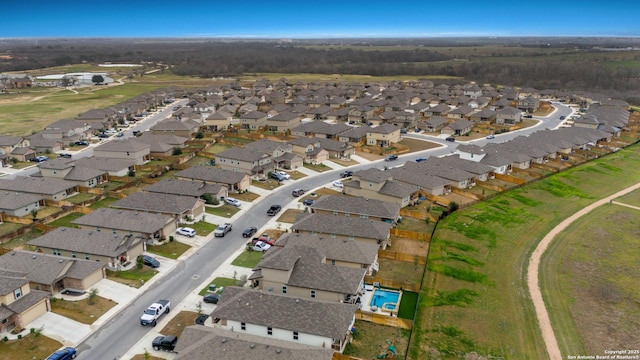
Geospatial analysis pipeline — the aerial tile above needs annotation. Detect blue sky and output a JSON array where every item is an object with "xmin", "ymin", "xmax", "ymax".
[{"xmin": 1, "ymin": 1, "xmax": 637, "ymax": 38}]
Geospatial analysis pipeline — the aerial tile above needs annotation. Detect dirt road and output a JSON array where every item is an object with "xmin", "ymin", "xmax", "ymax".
[{"xmin": 528, "ymin": 182, "xmax": 640, "ymax": 360}]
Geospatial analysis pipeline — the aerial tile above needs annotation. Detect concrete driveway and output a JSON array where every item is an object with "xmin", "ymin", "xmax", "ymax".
[{"xmin": 29, "ymin": 312, "xmax": 91, "ymax": 347}]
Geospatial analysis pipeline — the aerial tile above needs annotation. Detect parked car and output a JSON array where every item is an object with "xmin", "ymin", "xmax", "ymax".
[
  {"xmin": 252, "ymin": 234, "xmax": 276, "ymax": 246},
  {"xmin": 384, "ymin": 155, "xmax": 398, "ymax": 161},
  {"xmin": 242, "ymin": 227, "xmax": 258, "ymax": 238},
  {"xmin": 252, "ymin": 241, "xmax": 272, "ymax": 252},
  {"xmin": 340, "ymin": 170, "xmax": 353, "ymax": 178},
  {"xmin": 445, "ymin": 136, "xmax": 456, "ymax": 142},
  {"xmin": 214, "ymin": 223, "xmax": 232, "ymax": 237},
  {"xmin": 97, "ymin": 133, "xmax": 110, "ymax": 138},
  {"xmin": 486, "ymin": 134, "xmax": 495, "ymax": 139},
  {"xmin": 523, "ymin": 114, "xmax": 533, "ymax": 118},
  {"xmin": 269, "ymin": 171, "xmax": 287, "ymax": 181},
  {"xmin": 560, "ymin": 115, "xmax": 566, "ymax": 120},
  {"xmin": 140, "ymin": 255, "xmax": 160, "ymax": 268},
  {"xmin": 132, "ymin": 130, "xmax": 141, "ymax": 136},
  {"xmin": 152, "ymin": 335, "xmax": 178, "ymax": 352},
  {"xmin": 58, "ymin": 153, "xmax": 72, "ymax": 159},
  {"xmin": 400, "ymin": 128, "xmax": 408, "ymax": 134},
  {"xmin": 203, "ymin": 292, "xmax": 221, "ymax": 304},
  {"xmin": 116, "ymin": 132, "xmax": 124, "ymax": 137},
  {"xmin": 104, "ymin": 129, "xmax": 117, "ymax": 135},
  {"xmin": 74, "ymin": 140, "xmax": 89, "ymax": 146},
  {"xmin": 140, "ymin": 300, "xmax": 171, "ymax": 327},
  {"xmin": 415, "ymin": 157, "xmax": 427, "ymax": 163},
  {"xmin": 176, "ymin": 227, "xmax": 196, "ymax": 237},
  {"xmin": 291, "ymin": 188, "xmax": 306, "ymax": 197},
  {"xmin": 332, "ymin": 180, "xmax": 344, "ymax": 188},
  {"xmin": 224, "ymin": 197, "xmax": 241, "ymax": 207},
  {"xmin": 46, "ymin": 347, "xmax": 77, "ymax": 360},
  {"xmin": 303, "ymin": 199, "xmax": 315, "ymax": 206},
  {"xmin": 276, "ymin": 171, "xmax": 291, "ymax": 180},
  {"xmin": 267, "ymin": 205, "xmax": 282, "ymax": 216},
  {"xmin": 31, "ymin": 155, "xmax": 49, "ymax": 163}
]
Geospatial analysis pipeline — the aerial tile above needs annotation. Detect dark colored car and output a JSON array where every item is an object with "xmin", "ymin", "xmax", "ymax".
[
  {"xmin": 116, "ymin": 132, "xmax": 124, "ymax": 137},
  {"xmin": 203, "ymin": 293, "xmax": 221, "ymax": 304},
  {"xmin": 45, "ymin": 347, "xmax": 77, "ymax": 360},
  {"xmin": 303, "ymin": 199, "xmax": 315, "ymax": 206},
  {"xmin": 384, "ymin": 155, "xmax": 398, "ymax": 161},
  {"xmin": 559, "ymin": 115, "xmax": 566, "ymax": 120},
  {"xmin": 195, "ymin": 313, "xmax": 209, "ymax": 325},
  {"xmin": 267, "ymin": 205, "xmax": 282, "ymax": 216},
  {"xmin": 291, "ymin": 188, "xmax": 306, "ymax": 197},
  {"xmin": 98, "ymin": 133, "xmax": 110, "ymax": 138},
  {"xmin": 74, "ymin": 140, "xmax": 89, "ymax": 146},
  {"xmin": 415, "ymin": 157, "xmax": 427, "ymax": 163},
  {"xmin": 340, "ymin": 170, "xmax": 353, "ymax": 178},
  {"xmin": 152, "ymin": 335, "xmax": 178, "ymax": 352},
  {"xmin": 445, "ymin": 136, "xmax": 456, "ymax": 142},
  {"xmin": 140, "ymin": 255, "xmax": 160, "ymax": 268},
  {"xmin": 31, "ymin": 155, "xmax": 49, "ymax": 163},
  {"xmin": 242, "ymin": 227, "xmax": 258, "ymax": 238}
]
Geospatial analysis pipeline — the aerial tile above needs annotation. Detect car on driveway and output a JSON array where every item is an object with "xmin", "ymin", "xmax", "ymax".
[
  {"xmin": 486, "ymin": 134, "xmax": 495, "ymax": 139},
  {"xmin": 276, "ymin": 171, "xmax": 291, "ymax": 180},
  {"xmin": 445, "ymin": 136, "xmax": 455, "ymax": 142},
  {"xmin": 224, "ymin": 197, "xmax": 241, "ymax": 207},
  {"xmin": 242, "ymin": 227, "xmax": 258, "ymax": 238},
  {"xmin": 267, "ymin": 205, "xmax": 282, "ymax": 216},
  {"xmin": 152, "ymin": 335, "xmax": 178, "ymax": 352},
  {"xmin": 31, "ymin": 155, "xmax": 49, "ymax": 163},
  {"xmin": 214, "ymin": 223, "xmax": 232, "ymax": 237},
  {"xmin": 140, "ymin": 255, "xmax": 160, "ymax": 268},
  {"xmin": 176, "ymin": 227, "xmax": 196, "ymax": 237},
  {"xmin": 252, "ymin": 233, "xmax": 276, "ymax": 246},
  {"xmin": 332, "ymin": 180, "xmax": 344, "ymax": 188},
  {"xmin": 384, "ymin": 155, "xmax": 398, "ymax": 161},
  {"xmin": 46, "ymin": 347, "xmax": 77, "ymax": 360},
  {"xmin": 269, "ymin": 171, "xmax": 287, "ymax": 181},
  {"xmin": 97, "ymin": 133, "xmax": 110, "ymax": 139},
  {"xmin": 203, "ymin": 293, "xmax": 221, "ymax": 304},
  {"xmin": 58, "ymin": 153, "xmax": 72, "ymax": 159},
  {"xmin": 252, "ymin": 241, "xmax": 272, "ymax": 252},
  {"xmin": 74, "ymin": 140, "xmax": 89, "ymax": 146}
]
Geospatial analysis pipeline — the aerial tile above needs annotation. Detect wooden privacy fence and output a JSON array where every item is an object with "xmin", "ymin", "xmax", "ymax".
[
  {"xmin": 390, "ymin": 228, "xmax": 430, "ymax": 241},
  {"xmin": 355, "ymin": 310, "xmax": 413, "ymax": 330},
  {"xmin": 379, "ymin": 249, "xmax": 427, "ymax": 265},
  {"xmin": 399, "ymin": 208, "xmax": 430, "ymax": 220},
  {"xmin": 364, "ymin": 275, "xmax": 421, "ymax": 292},
  {"xmin": 333, "ymin": 353, "xmax": 364, "ymax": 360},
  {"xmin": 495, "ymin": 172, "xmax": 526, "ymax": 185}
]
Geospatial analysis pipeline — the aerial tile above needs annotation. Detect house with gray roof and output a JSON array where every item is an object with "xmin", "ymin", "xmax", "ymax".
[
  {"xmin": 442, "ymin": 118, "xmax": 474, "ymax": 136},
  {"xmin": 110, "ymin": 192, "xmax": 205, "ymax": 220},
  {"xmin": 93, "ymin": 138, "xmax": 151, "ymax": 165},
  {"xmin": 0, "ymin": 176, "xmax": 78, "ymax": 201},
  {"xmin": 37, "ymin": 158, "xmax": 108, "ymax": 188},
  {"xmin": 73, "ymin": 157, "xmax": 135, "ymax": 177},
  {"xmin": 216, "ymin": 147, "xmax": 274, "ymax": 177},
  {"xmin": 469, "ymin": 108, "xmax": 497, "ymax": 123},
  {"xmin": 0, "ymin": 271, "xmax": 49, "ymax": 334},
  {"xmin": 424, "ymin": 103, "xmax": 450, "ymax": 117},
  {"xmin": 337, "ymin": 125, "xmax": 370, "ymax": 144},
  {"xmin": 0, "ymin": 250, "xmax": 105, "ymax": 294},
  {"xmin": 290, "ymin": 121, "xmax": 329, "ymax": 137},
  {"xmin": 0, "ymin": 192, "xmax": 44, "ymax": 217},
  {"xmin": 245, "ymin": 139, "xmax": 292, "ymax": 158},
  {"xmin": 342, "ymin": 168, "xmax": 415, "ymax": 208},
  {"xmin": 291, "ymin": 212, "xmax": 392, "ymax": 249},
  {"xmin": 310, "ymin": 194, "xmax": 400, "ymax": 223},
  {"xmin": 496, "ymin": 106, "xmax": 522, "ymax": 125},
  {"xmin": 135, "ymin": 132, "xmax": 189, "ymax": 156},
  {"xmin": 313, "ymin": 122, "xmax": 352, "ymax": 140},
  {"xmin": 144, "ymin": 178, "xmax": 227, "ymax": 202},
  {"xmin": 28, "ymin": 227, "xmax": 144, "ymax": 270},
  {"xmin": 174, "ymin": 326, "xmax": 335, "ymax": 360},
  {"xmin": 366, "ymin": 123, "xmax": 402, "ymax": 147},
  {"xmin": 174, "ymin": 166, "xmax": 251, "ymax": 192},
  {"xmin": 287, "ymin": 137, "xmax": 330, "ymax": 164},
  {"xmin": 204, "ymin": 110, "xmax": 232, "ymax": 131},
  {"xmin": 266, "ymin": 110, "xmax": 302, "ymax": 132},
  {"xmin": 388, "ymin": 166, "xmax": 452, "ymax": 196},
  {"xmin": 238, "ymin": 110, "xmax": 268, "ymax": 130},
  {"xmin": 27, "ymin": 132, "xmax": 64, "ymax": 153},
  {"xmin": 211, "ymin": 287, "xmax": 356, "ymax": 352},
  {"xmin": 71, "ymin": 208, "xmax": 177, "ymax": 241},
  {"xmin": 150, "ymin": 118, "xmax": 199, "ymax": 138},
  {"xmin": 0, "ymin": 135, "xmax": 31, "ymax": 160}
]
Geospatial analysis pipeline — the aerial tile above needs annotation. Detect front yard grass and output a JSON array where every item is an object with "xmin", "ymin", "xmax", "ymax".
[
  {"xmin": 147, "ymin": 240, "xmax": 191, "ymax": 259},
  {"xmin": 205, "ymin": 204, "xmax": 241, "ymax": 217},
  {"xmin": 184, "ymin": 221, "xmax": 217, "ymax": 236},
  {"xmin": 106, "ymin": 266, "xmax": 158, "ymax": 288},
  {"xmin": 45, "ymin": 212, "xmax": 84, "ymax": 228},
  {"xmin": 50, "ymin": 295, "xmax": 117, "ymax": 324},
  {"xmin": 198, "ymin": 277, "xmax": 239, "ymax": 295},
  {"xmin": 398, "ymin": 138, "xmax": 441, "ymax": 153},
  {"xmin": 160, "ymin": 311, "xmax": 198, "ymax": 337},
  {"xmin": 277, "ymin": 209, "xmax": 304, "ymax": 223},
  {"xmin": 303, "ymin": 163, "xmax": 332, "ymax": 172},
  {"xmin": 0, "ymin": 334, "xmax": 63, "ymax": 360},
  {"xmin": 231, "ymin": 191, "xmax": 260, "ymax": 202},
  {"xmin": 231, "ymin": 250, "xmax": 265, "ymax": 268},
  {"xmin": 251, "ymin": 179, "xmax": 282, "ymax": 190},
  {"xmin": 343, "ymin": 320, "xmax": 410, "ymax": 360}
]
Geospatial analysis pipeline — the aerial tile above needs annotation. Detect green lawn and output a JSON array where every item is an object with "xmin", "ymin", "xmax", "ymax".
[
  {"xmin": 147, "ymin": 240, "xmax": 191, "ymax": 259},
  {"xmin": 64, "ymin": 192, "xmax": 97, "ymax": 204},
  {"xmin": 186, "ymin": 221, "xmax": 218, "ymax": 236},
  {"xmin": 231, "ymin": 250, "xmax": 265, "ymax": 268},
  {"xmin": 303, "ymin": 163, "xmax": 332, "ymax": 172},
  {"xmin": 198, "ymin": 277, "xmax": 240, "ymax": 295},
  {"xmin": 88, "ymin": 197, "xmax": 119, "ymax": 209},
  {"xmin": 411, "ymin": 145, "xmax": 640, "ymax": 359},
  {"xmin": 343, "ymin": 320, "xmax": 410, "ymax": 360},
  {"xmin": 106, "ymin": 266, "xmax": 158, "ymax": 288},
  {"xmin": 205, "ymin": 204, "xmax": 242, "ymax": 217},
  {"xmin": 46, "ymin": 212, "xmax": 84, "ymax": 228},
  {"xmin": 398, "ymin": 291, "xmax": 419, "ymax": 320}
]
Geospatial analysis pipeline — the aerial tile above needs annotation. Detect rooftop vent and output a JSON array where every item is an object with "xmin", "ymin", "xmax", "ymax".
[
  {"xmin": 250, "ymin": 343, "xmax": 256, "ymax": 349},
  {"xmin": 295, "ymin": 298, "xmax": 300, "ymax": 304},
  {"xmin": 276, "ymin": 348, "xmax": 281, "ymax": 354},
  {"xmin": 32, "ymin": 255, "xmax": 37, "ymax": 259},
  {"xmin": 221, "ymin": 339, "xmax": 227, "ymax": 343}
]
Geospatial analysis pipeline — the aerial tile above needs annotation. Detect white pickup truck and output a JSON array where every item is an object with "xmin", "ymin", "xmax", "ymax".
[{"xmin": 140, "ymin": 299, "xmax": 170, "ymax": 326}]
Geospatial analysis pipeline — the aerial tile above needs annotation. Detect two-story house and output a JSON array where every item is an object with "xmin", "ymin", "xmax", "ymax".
[
  {"xmin": 291, "ymin": 212, "xmax": 393, "ymax": 249},
  {"xmin": 239, "ymin": 110, "xmax": 268, "ymax": 130},
  {"xmin": 93, "ymin": 139, "xmax": 151, "ymax": 165},
  {"xmin": 215, "ymin": 147, "xmax": 275, "ymax": 177},
  {"xmin": 71, "ymin": 208, "xmax": 177, "ymax": 242},
  {"xmin": 342, "ymin": 168, "xmax": 415, "ymax": 208},
  {"xmin": 37, "ymin": 158, "xmax": 108, "ymax": 188},
  {"xmin": 265, "ymin": 110, "xmax": 302, "ymax": 132},
  {"xmin": 366, "ymin": 123, "xmax": 401, "ymax": 148},
  {"xmin": 0, "ymin": 272, "xmax": 49, "ymax": 334},
  {"xmin": 174, "ymin": 166, "xmax": 251, "ymax": 192}
]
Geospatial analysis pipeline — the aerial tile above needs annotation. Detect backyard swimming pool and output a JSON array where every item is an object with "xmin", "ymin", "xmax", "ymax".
[{"xmin": 370, "ymin": 289, "xmax": 402, "ymax": 312}]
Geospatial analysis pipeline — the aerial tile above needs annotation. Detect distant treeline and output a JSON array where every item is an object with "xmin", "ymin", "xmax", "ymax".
[{"xmin": 1, "ymin": 38, "xmax": 639, "ymax": 103}]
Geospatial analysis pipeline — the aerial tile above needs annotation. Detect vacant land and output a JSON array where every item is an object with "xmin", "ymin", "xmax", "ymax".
[
  {"xmin": 411, "ymin": 145, "xmax": 640, "ymax": 359},
  {"xmin": 540, "ymin": 201, "xmax": 640, "ymax": 357}
]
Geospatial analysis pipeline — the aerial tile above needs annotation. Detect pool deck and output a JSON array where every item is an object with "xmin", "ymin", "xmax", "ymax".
[{"xmin": 359, "ymin": 286, "xmax": 401, "ymax": 316}]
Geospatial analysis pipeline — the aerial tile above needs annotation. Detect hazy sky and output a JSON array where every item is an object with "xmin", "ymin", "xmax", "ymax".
[{"xmin": 2, "ymin": 0, "xmax": 637, "ymax": 38}]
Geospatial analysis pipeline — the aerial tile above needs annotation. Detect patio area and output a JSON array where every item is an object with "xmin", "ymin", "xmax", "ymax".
[{"xmin": 358, "ymin": 285, "xmax": 403, "ymax": 317}]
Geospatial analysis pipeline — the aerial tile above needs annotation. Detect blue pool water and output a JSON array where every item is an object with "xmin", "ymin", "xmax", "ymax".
[{"xmin": 370, "ymin": 289, "xmax": 400, "ymax": 309}]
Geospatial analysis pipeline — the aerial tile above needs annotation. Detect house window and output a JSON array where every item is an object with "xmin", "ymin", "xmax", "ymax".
[
  {"xmin": 53, "ymin": 249, "xmax": 61, "ymax": 256},
  {"xmin": 333, "ymin": 211, "xmax": 338, "ymax": 216},
  {"xmin": 71, "ymin": 252, "xmax": 76, "ymax": 258},
  {"xmin": 293, "ymin": 331, "xmax": 299, "ymax": 340},
  {"xmin": 349, "ymin": 235, "xmax": 355, "ymax": 240},
  {"xmin": 1, "ymin": 318, "xmax": 7, "ymax": 324},
  {"xmin": 310, "ymin": 290, "xmax": 316, "ymax": 298},
  {"xmin": 369, "ymin": 182, "xmax": 373, "ymax": 187},
  {"xmin": 267, "ymin": 327, "xmax": 273, "ymax": 336},
  {"xmin": 330, "ymin": 233, "xmax": 336, "ymax": 238},
  {"xmin": 344, "ymin": 213, "xmax": 350, "ymax": 217},
  {"xmin": 13, "ymin": 288, "xmax": 22, "ymax": 299},
  {"xmin": 85, "ymin": 254, "xmax": 90, "ymax": 260},
  {"xmin": 282, "ymin": 285, "xmax": 287, "ymax": 294},
  {"xmin": 360, "ymin": 214, "xmax": 369, "ymax": 219}
]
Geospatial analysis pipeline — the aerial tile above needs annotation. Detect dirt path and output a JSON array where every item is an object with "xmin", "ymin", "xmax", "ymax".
[{"xmin": 528, "ymin": 182, "xmax": 640, "ymax": 360}]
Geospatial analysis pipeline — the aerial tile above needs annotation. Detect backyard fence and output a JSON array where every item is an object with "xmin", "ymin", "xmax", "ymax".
[
  {"xmin": 378, "ymin": 250, "xmax": 427, "ymax": 265},
  {"xmin": 389, "ymin": 228, "xmax": 430, "ymax": 241},
  {"xmin": 364, "ymin": 275, "xmax": 421, "ymax": 292},
  {"xmin": 355, "ymin": 310, "xmax": 413, "ymax": 330}
]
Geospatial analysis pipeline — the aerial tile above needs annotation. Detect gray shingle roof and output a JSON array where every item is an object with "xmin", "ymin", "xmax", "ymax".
[
  {"xmin": 217, "ymin": 147, "xmax": 268, "ymax": 162},
  {"xmin": 0, "ymin": 273, "xmax": 28, "ymax": 296},
  {"xmin": 0, "ymin": 250, "xmax": 104, "ymax": 286},
  {"xmin": 2, "ymin": 289, "xmax": 49, "ymax": 314},
  {"xmin": 0, "ymin": 192, "xmax": 42, "ymax": 211},
  {"xmin": 212, "ymin": 287, "xmax": 356, "ymax": 340},
  {"xmin": 310, "ymin": 194, "xmax": 400, "ymax": 219},
  {"xmin": 71, "ymin": 208, "xmax": 174, "ymax": 234},
  {"xmin": 276, "ymin": 233, "xmax": 379, "ymax": 266},
  {"xmin": 94, "ymin": 138, "xmax": 150, "ymax": 153},
  {"xmin": 353, "ymin": 167, "xmax": 390, "ymax": 183},
  {"xmin": 74, "ymin": 157, "xmax": 136, "ymax": 172},
  {"xmin": 144, "ymin": 178, "xmax": 225, "ymax": 198},
  {"xmin": 292, "ymin": 213, "xmax": 391, "ymax": 241},
  {"xmin": 111, "ymin": 192, "xmax": 202, "ymax": 215},
  {"xmin": 0, "ymin": 176, "xmax": 77, "ymax": 195},
  {"xmin": 28, "ymin": 227, "xmax": 143, "ymax": 258},
  {"xmin": 175, "ymin": 166, "xmax": 248, "ymax": 185}
]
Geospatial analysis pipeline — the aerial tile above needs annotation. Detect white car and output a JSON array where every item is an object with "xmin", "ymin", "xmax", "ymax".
[
  {"xmin": 224, "ymin": 197, "xmax": 241, "ymax": 207},
  {"xmin": 176, "ymin": 227, "xmax": 196, "ymax": 237},
  {"xmin": 104, "ymin": 129, "xmax": 117, "ymax": 135},
  {"xmin": 252, "ymin": 241, "xmax": 272, "ymax": 252},
  {"xmin": 486, "ymin": 134, "xmax": 495, "ymax": 139},
  {"xmin": 275, "ymin": 171, "xmax": 291, "ymax": 180},
  {"xmin": 332, "ymin": 180, "xmax": 344, "ymax": 188}
]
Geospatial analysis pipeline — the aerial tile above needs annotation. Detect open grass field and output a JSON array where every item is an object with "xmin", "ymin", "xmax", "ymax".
[
  {"xmin": 411, "ymin": 144, "xmax": 640, "ymax": 359},
  {"xmin": 0, "ymin": 334, "xmax": 63, "ymax": 360},
  {"xmin": 540, "ymin": 202, "xmax": 640, "ymax": 357},
  {"xmin": 614, "ymin": 187, "xmax": 640, "ymax": 207}
]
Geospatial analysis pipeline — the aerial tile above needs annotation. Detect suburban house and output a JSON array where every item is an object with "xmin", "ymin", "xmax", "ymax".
[
  {"xmin": 215, "ymin": 147, "xmax": 274, "ymax": 177},
  {"xmin": 174, "ymin": 166, "xmax": 251, "ymax": 192},
  {"xmin": 73, "ymin": 157, "xmax": 135, "ymax": 177},
  {"xmin": 447, "ymin": 105, "xmax": 475, "ymax": 119},
  {"xmin": 144, "ymin": 178, "xmax": 228, "ymax": 202},
  {"xmin": 0, "ymin": 193, "xmax": 44, "ymax": 217},
  {"xmin": 211, "ymin": 287, "xmax": 357, "ymax": 353},
  {"xmin": 243, "ymin": 139, "xmax": 303, "ymax": 170},
  {"xmin": 27, "ymin": 133, "xmax": 64, "ymax": 153},
  {"xmin": 173, "ymin": 326, "xmax": 335, "ymax": 360},
  {"xmin": 309, "ymin": 194, "xmax": 401, "ymax": 223},
  {"xmin": 249, "ymin": 241, "xmax": 368, "ymax": 303},
  {"xmin": 0, "ymin": 250, "xmax": 105, "ymax": 294},
  {"xmin": 93, "ymin": 138, "xmax": 151, "ymax": 165},
  {"xmin": 150, "ymin": 118, "xmax": 199, "ymax": 138},
  {"xmin": 238, "ymin": 111, "xmax": 268, "ymax": 130},
  {"xmin": 389, "ymin": 166, "xmax": 453, "ymax": 196},
  {"xmin": 441, "ymin": 119, "xmax": 474, "ymax": 136},
  {"xmin": 0, "ymin": 135, "xmax": 31, "ymax": 160},
  {"xmin": 342, "ymin": 168, "xmax": 415, "ymax": 208},
  {"xmin": 0, "ymin": 272, "xmax": 50, "ymax": 335},
  {"xmin": 469, "ymin": 108, "xmax": 497, "ymax": 123},
  {"xmin": 0, "ymin": 177, "xmax": 78, "ymax": 201},
  {"xmin": 287, "ymin": 137, "xmax": 330, "ymax": 164},
  {"xmin": 266, "ymin": 110, "xmax": 302, "ymax": 132},
  {"xmin": 313, "ymin": 123, "xmax": 352, "ymax": 140},
  {"xmin": 290, "ymin": 121, "xmax": 329, "ymax": 137},
  {"xmin": 424, "ymin": 104, "xmax": 450, "ymax": 117},
  {"xmin": 337, "ymin": 125, "xmax": 370, "ymax": 144},
  {"xmin": 366, "ymin": 123, "xmax": 402, "ymax": 147},
  {"xmin": 36, "ymin": 158, "xmax": 108, "ymax": 188},
  {"xmin": 291, "ymin": 212, "xmax": 392, "ymax": 249},
  {"xmin": 408, "ymin": 159, "xmax": 477, "ymax": 189},
  {"xmin": 517, "ymin": 96, "xmax": 540, "ymax": 113},
  {"xmin": 495, "ymin": 106, "xmax": 522, "ymax": 125},
  {"xmin": 204, "ymin": 110, "xmax": 233, "ymax": 131},
  {"xmin": 110, "ymin": 192, "xmax": 206, "ymax": 220},
  {"xmin": 71, "ymin": 208, "xmax": 177, "ymax": 242},
  {"xmin": 419, "ymin": 116, "xmax": 448, "ymax": 132},
  {"xmin": 28, "ymin": 227, "xmax": 145, "ymax": 270},
  {"xmin": 44, "ymin": 119, "xmax": 93, "ymax": 143},
  {"xmin": 135, "ymin": 133, "xmax": 189, "ymax": 157}
]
